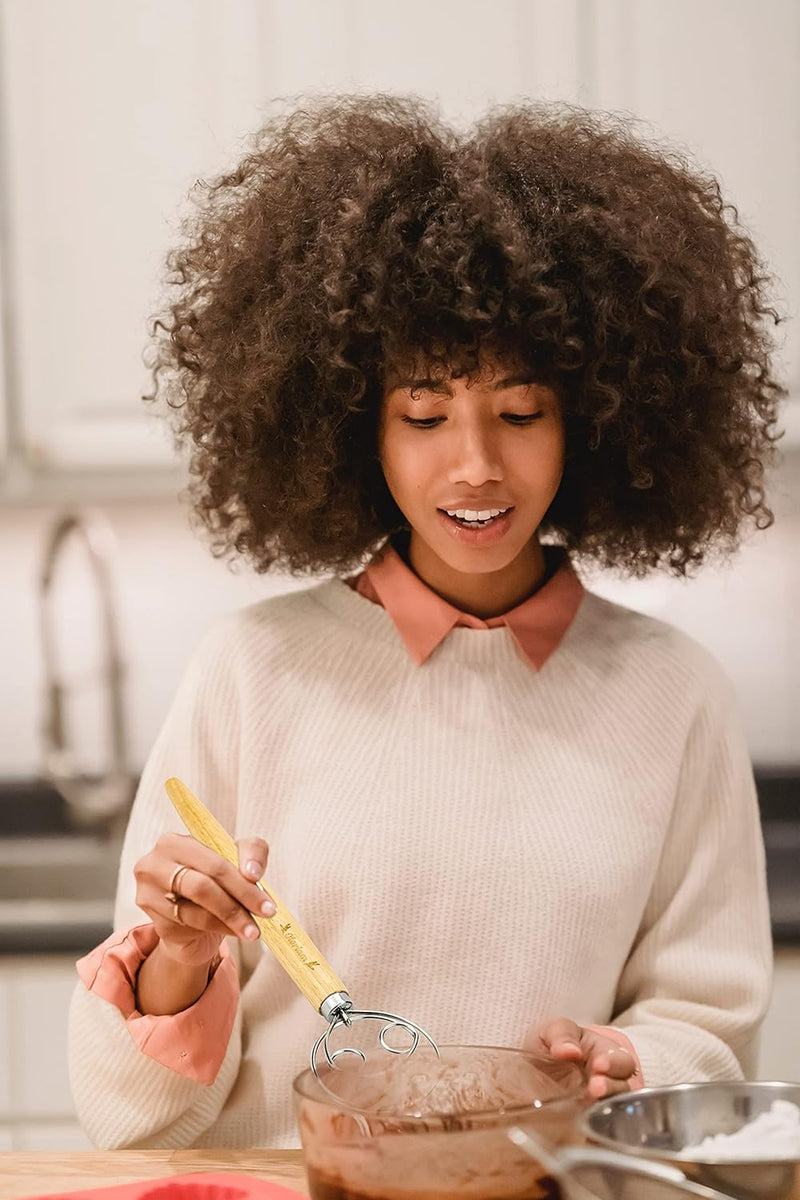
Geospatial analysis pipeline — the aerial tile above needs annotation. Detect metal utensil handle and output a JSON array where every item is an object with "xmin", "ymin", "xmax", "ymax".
[
  {"xmin": 509, "ymin": 1129, "xmax": 736, "ymax": 1200},
  {"xmin": 164, "ymin": 777, "xmax": 349, "ymax": 1013}
]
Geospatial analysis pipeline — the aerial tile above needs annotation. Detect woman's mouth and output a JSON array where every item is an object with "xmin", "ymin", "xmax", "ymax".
[
  {"xmin": 443, "ymin": 506, "xmax": 511, "ymax": 528},
  {"xmin": 437, "ymin": 506, "xmax": 514, "ymax": 545}
]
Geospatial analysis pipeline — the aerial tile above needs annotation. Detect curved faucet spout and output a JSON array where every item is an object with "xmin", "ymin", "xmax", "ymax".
[{"xmin": 38, "ymin": 509, "xmax": 134, "ymax": 827}]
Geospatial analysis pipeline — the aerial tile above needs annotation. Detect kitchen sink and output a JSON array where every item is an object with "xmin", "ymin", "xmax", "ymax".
[
  {"xmin": 0, "ymin": 848, "xmax": 119, "ymax": 900},
  {"xmin": 0, "ymin": 835, "xmax": 121, "ymax": 954},
  {"xmin": 0, "ymin": 777, "xmax": 135, "ymax": 836},
  {"xmin": 0, "ymin": 779, "xmax": 73, "ymax": 835}
]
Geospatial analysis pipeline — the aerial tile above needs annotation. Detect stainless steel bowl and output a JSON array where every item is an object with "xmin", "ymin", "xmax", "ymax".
[{"xmin": 580, "ymin": 1081, "xmax": 800, "ymax": 1200}]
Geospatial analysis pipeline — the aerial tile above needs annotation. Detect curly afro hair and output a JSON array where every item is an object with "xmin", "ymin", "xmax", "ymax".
[{"xmin": 147, "ymin": 93, "xmax": 787, "ymax": 578}]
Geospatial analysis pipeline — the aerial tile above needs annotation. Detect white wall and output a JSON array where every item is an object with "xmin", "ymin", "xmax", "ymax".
[{"xmin": 0, "ymin": 496, "xmax": 302, "ymax": 778}]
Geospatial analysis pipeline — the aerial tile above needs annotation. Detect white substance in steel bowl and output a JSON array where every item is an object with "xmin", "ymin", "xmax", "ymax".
[{"xmin": 683, "ymin": 1098, "xmax": 800, "ymax": 1159}]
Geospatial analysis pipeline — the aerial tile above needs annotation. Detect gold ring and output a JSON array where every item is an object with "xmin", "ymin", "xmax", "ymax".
[
  {"xmin": 164, "ymin": 864, "xmax": 191, "ymax": 922},
  {"xmin": 167, "ymin": 864, "xmax": 190, "ymax": 897}
]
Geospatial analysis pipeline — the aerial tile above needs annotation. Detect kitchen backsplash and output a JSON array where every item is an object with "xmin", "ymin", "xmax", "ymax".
[{"xmin": 1, "ymin": 449, "xmax": 799, "ymax": 777}]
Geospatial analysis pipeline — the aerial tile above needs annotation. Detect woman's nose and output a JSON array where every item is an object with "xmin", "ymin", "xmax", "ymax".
[{"xmin": 446, "ymin": 423, "xmax": 502, "ymax": 486}]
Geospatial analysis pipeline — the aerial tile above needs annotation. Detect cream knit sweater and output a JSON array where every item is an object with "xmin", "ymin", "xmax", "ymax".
[{"xmin": 68, "ymin": 578, "xmax": 772, "ymax": 1150}]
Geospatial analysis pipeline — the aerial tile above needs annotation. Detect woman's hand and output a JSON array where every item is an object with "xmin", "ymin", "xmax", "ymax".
[
  {"xmin": 133, "ymin": 831, "xmax": 276, "ymax": 968},
  {"xmin": 525, "ymin": 1018, "xmax": 640, "ymax": 1099}
]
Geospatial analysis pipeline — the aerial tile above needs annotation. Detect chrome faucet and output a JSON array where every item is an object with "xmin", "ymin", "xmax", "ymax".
[{"xmin": 38, "ymin": 509, "xmax": 135, "ymax": 829}]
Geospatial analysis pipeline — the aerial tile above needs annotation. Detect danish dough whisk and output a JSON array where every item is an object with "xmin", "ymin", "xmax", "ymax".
[{"xmin": 164, "ymin": 777, "xmax": 439, "ymax": 1092}]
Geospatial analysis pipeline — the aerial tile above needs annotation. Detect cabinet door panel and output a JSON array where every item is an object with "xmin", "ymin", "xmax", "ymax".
[
  {"xmin": 14, "ymin": 1121, "xmax": 93, "ymax": 1151},
  {"xmin": 590, "ymin": 0, "xmax": 800, "ymax": 428},
  {"xmin": 0, "ymin": 0, "xmax": 270, "ymax": 469},
  {"xmin": 0, "ymin": 0, "xmax": 587, "ymax": 472},
  {"xmin": 0, "ymin": 970, "xmax": 11, "ymax": 1117},
  {"xmin": 9, "ymin": 959, "xmax": 78, "ymax": 1119},
  {"xmin": 758, "ymin": 947, "xmax": 800, "ymax": 1082}
]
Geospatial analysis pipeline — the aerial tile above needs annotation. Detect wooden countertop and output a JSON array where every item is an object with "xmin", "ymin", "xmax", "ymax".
[{"xmin": 0, "ymin": 1151, "xmax": 308, "ymax": 1200}]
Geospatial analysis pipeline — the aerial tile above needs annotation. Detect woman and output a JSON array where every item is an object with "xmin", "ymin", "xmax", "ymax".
[{"xmin": 68, "ymin": 94, "xmax": 782, "ymax": 1149}]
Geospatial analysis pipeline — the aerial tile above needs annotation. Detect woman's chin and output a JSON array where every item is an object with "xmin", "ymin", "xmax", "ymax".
[{"xmin": 424, "ymin": 534, "xmax": 536, "ymax": 580}]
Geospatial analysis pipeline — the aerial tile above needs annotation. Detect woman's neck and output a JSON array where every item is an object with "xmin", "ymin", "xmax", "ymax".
[{"xmin": 403, "ymin": 534, "xmax": 548, "ymax": 619}]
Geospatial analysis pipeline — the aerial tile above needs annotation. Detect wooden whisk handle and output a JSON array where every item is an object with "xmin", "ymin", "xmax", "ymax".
[{"xmin": 164, "ymin": 777, "xmax": 349, "ymax": 1016}]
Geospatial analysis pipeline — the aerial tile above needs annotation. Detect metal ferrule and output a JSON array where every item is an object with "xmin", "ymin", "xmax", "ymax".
[{"xmin": 319, "ymin": 991, "xmax": 354, "ymax": 1023}]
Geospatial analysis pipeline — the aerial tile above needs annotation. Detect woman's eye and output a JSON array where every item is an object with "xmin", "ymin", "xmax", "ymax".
[
  {"xmin": 401, "ymin": 416, "xmax": 443, "ymax": 428},
  {"xmin": 502, "ymin": 412, "xmax": 544, "ymax": 425}
]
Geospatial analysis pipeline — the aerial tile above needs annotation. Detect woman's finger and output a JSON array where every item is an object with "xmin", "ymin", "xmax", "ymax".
[
  {"xmin": 590, "ymin": 1046, "xmax": 637, "ymax": 1080},
  {"xmin": 161, "ymin": 864, "xmax": 263, "ymax": 940},
  {"xmin": 538, "ymin": 1018, "xmax": 585, "ymax": 1058},
  {"xmin": 238, "ymin": 837, "xmax": 269, "ymax": 881},
  {"xmin": 160, "ymin": 894, "xmax": 233, "ymax": 938},
  {"xmin": 186, "ymin": 838, "xmax": 276, "ymax": 919},
  {"xmin": 137, "ymin": 875, "xmax": 234, "ymax": 939},
  {"xmin": 587, "ymin": 1072, "xmax": 635, "ymax": 1100},
  {"xmin": 136, "ymin": 834, "xmax": 276, "ymax": 930}
]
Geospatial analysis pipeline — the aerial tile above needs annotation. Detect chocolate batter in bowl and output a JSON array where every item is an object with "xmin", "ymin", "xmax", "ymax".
[{"xmin": 293, "ymin": 1044, "xmax": 587, "ymax": 1200}]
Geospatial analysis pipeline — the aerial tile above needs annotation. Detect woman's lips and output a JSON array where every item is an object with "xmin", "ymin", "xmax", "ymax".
[{"xmin": 437, "ymin": 507, "xmax": 514, "ymax": 546}]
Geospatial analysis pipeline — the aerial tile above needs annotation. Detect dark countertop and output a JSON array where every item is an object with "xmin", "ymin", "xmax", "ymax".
[
  {"xmin": 764, "ymin": 823, "xmax": 800, "ymax": 944},
  {"xmin": 756, "ymin": 769, "xmax": 800, "ymax": 944},
  {"xmin": 0, "ymin": 770, "xmax": 798, "ymax": 954}
]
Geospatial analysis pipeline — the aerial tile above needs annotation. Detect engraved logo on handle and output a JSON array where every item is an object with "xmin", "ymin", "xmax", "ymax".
[{"xmin": 279, "ymin": 922, "xmax": 320, "ymax": 970}]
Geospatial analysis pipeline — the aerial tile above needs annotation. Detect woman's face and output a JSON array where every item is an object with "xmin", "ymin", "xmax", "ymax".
[{"xmin": 379, "ymin": 352, "xmax": 565, "ymax": 612}]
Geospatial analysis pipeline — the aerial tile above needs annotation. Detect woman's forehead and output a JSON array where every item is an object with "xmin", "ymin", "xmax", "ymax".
[{"xmin": 383, "ymin": 344, "xmax": 533, "ymax": 387}]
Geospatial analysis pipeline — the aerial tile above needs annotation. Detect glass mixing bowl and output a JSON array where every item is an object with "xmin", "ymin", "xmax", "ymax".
[{"xmin": 293, "ymin": 1043, "xmax": 588, "ymax": 1200}]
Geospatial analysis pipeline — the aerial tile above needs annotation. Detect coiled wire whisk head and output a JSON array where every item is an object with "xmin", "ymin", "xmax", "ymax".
[{"xmin": 310, "ymin": 992, "xmax": 439, "ymax": 1079}]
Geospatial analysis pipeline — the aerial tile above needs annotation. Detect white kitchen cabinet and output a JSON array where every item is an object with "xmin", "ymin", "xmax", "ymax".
[
  {"xmin": 0, "ymin": 0, "xmax": 277, "ymax": 473},
  {"xmin": 780, "ymin": 399, "xmax": 800, "ymax": 452},
  {"xmin": 0, "ymin": 955, "xmax": 89, "ymax": 1150},
  {"xmin": 589, "ymin": 0, "xmax": 800, "ymax": 432},
  {"xmin": 344, "ymin": 0, "xmax": 586, "ymax": 125},
  {"xmin": 758, "ymin": 947, "xmax": 800, "ymax": 1082},
  {"xmin": 0, "ymin": 0, "xmax": 589, "ymax": 481},
  {"xmin": 0, "ymin": 971, "xmax": 11, "ymax": 1117},
  {"xmin": 13, "ymin": 1122, "xmax": 93, "ymax": 1152},
  {"xmin": 0, "ymin": 0, "xmax": 797, "ymax": 486},
  {"xmin": 11, "ymin": 961, "xmax": 80, "ymax": 1118},
  {"xmin": 0, "ymin": 250, "xmax": 8, "ymax": 474}
]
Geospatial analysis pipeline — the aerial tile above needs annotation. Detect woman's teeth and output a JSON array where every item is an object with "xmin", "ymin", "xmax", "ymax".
[{"xmin": 443, "ymin": 506, "xmax": 510, "ymax": 527}]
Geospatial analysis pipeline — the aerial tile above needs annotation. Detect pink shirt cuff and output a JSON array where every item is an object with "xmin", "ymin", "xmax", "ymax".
[
  {"xmin": 584, "ymin": 1024, "xmax": 644, "ymax": 1089},
  {"xmin": 76, "ymin": 923, "xmax": 239, "ymax": 1086}
]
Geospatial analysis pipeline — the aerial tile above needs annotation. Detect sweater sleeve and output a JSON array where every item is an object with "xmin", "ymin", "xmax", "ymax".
[
  {"xmin": 610, "ymin": 667, "xmax": 773, "ymax": 1086},
  {"xmin": 68, "ymin": 618, "xmax": 248, "ymax": 1149},
  {"xmin": 74, "ymin": 923, "xmax": 239, "ymax": 1084}
]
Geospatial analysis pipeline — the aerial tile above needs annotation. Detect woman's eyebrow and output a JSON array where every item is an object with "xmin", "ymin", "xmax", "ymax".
[{"xmin": 491, "ymin": 373, "xmax": 539, "ymax": 389}]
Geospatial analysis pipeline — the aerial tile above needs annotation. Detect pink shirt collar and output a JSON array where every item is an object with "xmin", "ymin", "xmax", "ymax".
[{"xmin": 349, "ymin": 542, "xmax": 584, "ymax": 670}]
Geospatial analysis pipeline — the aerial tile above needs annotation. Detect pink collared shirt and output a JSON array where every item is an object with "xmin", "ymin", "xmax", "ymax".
[
  {"xmin": 77, "ymin": 541, "xmax": 642, "ymax": 1090},
  {"xmin": 76, "ymin": 924, "xmax": 237, "ymax": 1086},
  {"xmin": 348, "ymin": 541, "xmax": 584, "ymax": 669}
]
